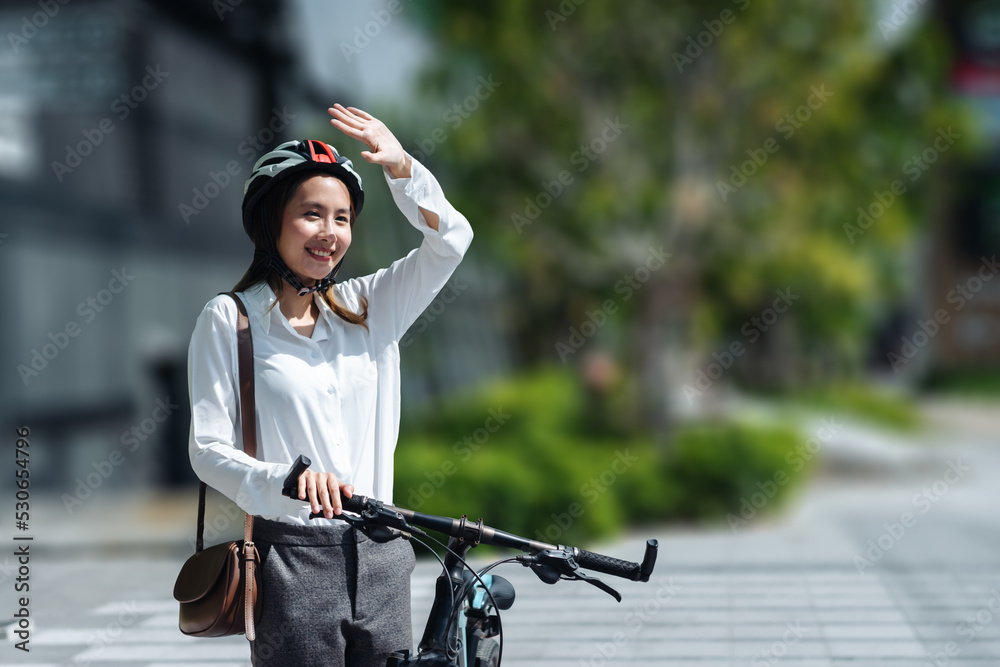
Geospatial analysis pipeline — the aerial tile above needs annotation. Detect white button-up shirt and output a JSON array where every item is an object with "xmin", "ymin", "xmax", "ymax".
[{"xmin": 186, "ymin": 156, "xmax": 473, "ymax": 525}]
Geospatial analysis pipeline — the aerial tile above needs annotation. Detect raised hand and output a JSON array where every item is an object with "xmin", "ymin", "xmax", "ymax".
[{"xmin": 328, "ymin": 103, "xmax": 411, "ymax": 179}]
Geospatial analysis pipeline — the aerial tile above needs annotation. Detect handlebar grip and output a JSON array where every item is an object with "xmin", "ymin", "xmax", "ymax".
[
  {"xmin": 574, "ymin": 548, "xmax": 642, "ymax": 581},
  {"xmin": 340, "ymin": 491, "xmax": 367, "ymax": 514},
  {"xmin": 281, "ymin": 454, "xmax": 312, "ymax": 497},
  {"xmin": 306, "ymin": 493, "xmax": 367, "ymax": 519}
]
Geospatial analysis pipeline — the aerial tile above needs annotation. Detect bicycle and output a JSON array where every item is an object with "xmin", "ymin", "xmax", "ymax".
[{"xmin": 279, "ymin": 455, "xmax": 658, "ymax": 666}]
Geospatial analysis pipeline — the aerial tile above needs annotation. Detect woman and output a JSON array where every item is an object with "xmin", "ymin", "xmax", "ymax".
[{"xmin": 186, "ymin": 104, "xmax": 473, "ymax": 665}]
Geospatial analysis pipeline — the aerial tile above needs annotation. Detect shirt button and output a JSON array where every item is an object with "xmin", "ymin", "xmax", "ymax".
[
  {"xmin": 327, "ymin": 386, "xmax": 335, "ymax": 395},
  {"xmin": 312, "ymin": 351, "xmax": 320, "ymax": 360}
]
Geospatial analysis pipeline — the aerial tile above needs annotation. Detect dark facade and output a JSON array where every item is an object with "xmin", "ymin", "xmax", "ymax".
[{"xmin": 0, "ymin": 0, "xmax": 304, "ymax": 487}]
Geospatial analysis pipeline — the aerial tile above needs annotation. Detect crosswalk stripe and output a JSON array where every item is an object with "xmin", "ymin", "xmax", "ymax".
[
  {"xmin": 90, "ymin": 600, "xmax": 177, "ymax": 615},
  {"xmin": 141, "ymin": 613, "xmax": 183, "ymax": 628},
  {"xmin": 75, "ymin": 643, "xmax": 249, "ymax": 661},
  {"xmin": 33, "ymin": 628, "xmax": 203, "ymax": 645}
]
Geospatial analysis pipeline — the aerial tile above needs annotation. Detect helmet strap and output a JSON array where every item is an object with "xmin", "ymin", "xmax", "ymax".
[
  {"xmin": 254, "ymin": 207, "xmax": 340, "ymax": 298},
  {"xmin": 253, "ymin": 247, "xmax": 338, "ymax": 297}
]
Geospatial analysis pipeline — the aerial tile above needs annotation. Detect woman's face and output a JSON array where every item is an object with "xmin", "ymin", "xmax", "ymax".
[{"xmin": 277, "ymin": 174, "xmax": 353, "ymax": 286}]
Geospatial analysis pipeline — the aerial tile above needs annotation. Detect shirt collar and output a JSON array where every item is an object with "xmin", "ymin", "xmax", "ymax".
[
  {"xmin": 312, "ymin": 297, "xmax": 331, "ymax": 342},
  {"xmin": 240, "ymin": 281, "xmax": 334, "ymax": 341}
]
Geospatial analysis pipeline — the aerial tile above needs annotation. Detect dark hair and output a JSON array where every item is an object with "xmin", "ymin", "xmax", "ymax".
[{"xmin": 232, "ymin": 171, "xmax": 368, "ymax": 329}]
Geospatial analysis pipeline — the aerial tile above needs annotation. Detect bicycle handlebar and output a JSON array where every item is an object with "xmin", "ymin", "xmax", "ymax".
[
  {"xmin": 280, "ymin": 455, "xmax": 658, "ymax": 583},
  {"xmin": 573, "ymin": 545, "xmax": 657, "ymax": 582}
]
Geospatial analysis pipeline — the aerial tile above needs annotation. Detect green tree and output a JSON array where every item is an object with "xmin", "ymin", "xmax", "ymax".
[{"xmin": 400, "ymin": 0, "xmax": 971, "ymax": 428}]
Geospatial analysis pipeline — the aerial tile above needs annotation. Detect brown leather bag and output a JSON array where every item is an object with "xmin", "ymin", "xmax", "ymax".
[{"xmin": 174, "ymin": 292, "xmax": 262, "ymax": 641}]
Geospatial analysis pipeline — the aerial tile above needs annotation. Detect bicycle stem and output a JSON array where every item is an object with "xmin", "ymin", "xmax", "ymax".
[{"xmin": 417, "ymin": 534, "xmax": 472, "ymax": 659}]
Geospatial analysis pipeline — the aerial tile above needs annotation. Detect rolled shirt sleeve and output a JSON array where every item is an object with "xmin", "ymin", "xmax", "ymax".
[{"xmin": 363, "ymin": 152, "xmax": 474, "ymax": 342}]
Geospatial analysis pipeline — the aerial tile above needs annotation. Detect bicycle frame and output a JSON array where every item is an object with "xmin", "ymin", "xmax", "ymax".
[
  {"xmin": 359, "ymin": 504, "xmax": 656, "ymax": 667},
  {"xmin": 388, "ymin": 514, "xmax": 547, "ymax": 666},
  {"xmin": 406, "ymin": 534, "xmax": 486, "ymax": 666},
  {"xmin": 279, "ymin": 455, "xmax": 657, "ymax": 667}
]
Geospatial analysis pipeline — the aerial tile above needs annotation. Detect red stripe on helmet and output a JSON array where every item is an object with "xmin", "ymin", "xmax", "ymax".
[{"xmin": 306, "ymin": 140, "xmax": 336, "ymax": 164}]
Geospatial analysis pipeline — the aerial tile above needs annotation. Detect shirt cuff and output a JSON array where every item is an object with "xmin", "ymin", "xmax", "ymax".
[
  {"xmin": 382, "ymin": 152, "xmax": 472, "ymax": 258},
  {"xmin": 383, "ymin": 153, "xmax": 440, "ymax": 218},
  {"xmin": 235, "ymin": 460, "xmax": 310, "ymax": 518}
]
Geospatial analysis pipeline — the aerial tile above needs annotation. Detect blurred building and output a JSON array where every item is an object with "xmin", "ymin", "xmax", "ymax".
[
  {"xmin": 0, "ymin": 0, "xmax": 306, "ymax": 489},
  {"xmin": 930, "ymin": 0, "xmax": 1000, "ymax": 371}
]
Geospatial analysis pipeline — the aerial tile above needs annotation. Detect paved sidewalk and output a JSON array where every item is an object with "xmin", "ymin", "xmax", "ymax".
[
  {"xmin": 489, "ymin": 401, "xmax": 1000, "ymax": 665},
  {"xmin": 2, "ymin": 399, "xmax": 997, "ymax": 665}
]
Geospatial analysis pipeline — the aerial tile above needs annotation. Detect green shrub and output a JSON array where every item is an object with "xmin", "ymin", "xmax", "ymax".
[
  {"xmin": 394, "ymin": 368, "xmax": 812, "ymax": 544},
  {"xmin": 663, "ymin": 420, "xmax": 805, "ymax": 522},
  {"xmin": 779, "ymin": 383, "xmax": 920, "ymax": 430},
  {"xmin": 923, "ymin": 370, "xmax": 1000, "ymax": 398}
]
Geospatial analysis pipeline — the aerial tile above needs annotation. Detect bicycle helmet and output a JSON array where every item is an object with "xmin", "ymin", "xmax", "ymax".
[{"xmin": 242, "ymin": 139, "xmax": 365, "ymax": 296}]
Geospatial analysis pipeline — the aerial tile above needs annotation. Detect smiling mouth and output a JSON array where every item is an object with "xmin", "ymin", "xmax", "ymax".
[{"xmin": 307, "ymin": 248, "xmax": 333, "ymax": 260}]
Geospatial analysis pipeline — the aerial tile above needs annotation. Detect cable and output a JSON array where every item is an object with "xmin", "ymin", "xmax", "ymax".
[
  {"xmin": 419, "ymin": 535, "xmax": 511, "ymax": 663},
  {"xmin": 445, "ymin": 557, "xmax": 522, "ymax": 667},
  {"xmin": 472, "ymin": 559, "xmax": 521, "ymax": 667},
  {"xmin": 343, "ymin": 508, "xmax": 523, "ymax": 666},
  {"xmin": 410, "ymin": 530, "xmax": 473, "ymax": 656}
]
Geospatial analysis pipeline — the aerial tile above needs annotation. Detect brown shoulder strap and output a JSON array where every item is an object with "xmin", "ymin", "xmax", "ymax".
[
  {"xmin": 195, "ymin": 292, "xmax": 257, "ymax": 551},
  {"xmin": 194, "ymin": 292, "xmax": 260, "ymax": 641},
  {"xmin": 230, "ymin": 292, "xmax": 258, "ymax": 459}
]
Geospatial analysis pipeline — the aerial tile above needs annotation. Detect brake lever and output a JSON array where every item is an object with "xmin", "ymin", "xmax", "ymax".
[
  {"xmin": 362, "ymin": 502, "xmax": 424, "ymax": 535},
  {"xmin": 329, "ymin": 510, "xmax": 399, "ymax": 543},
  {"xmin": 527, "ymin": 561, "xmax": 561, "ymax": 584},
  {"xmin": 310, "ymin": 500, "xmax": 426, "ymax": 542},
  {"xmin": 518, "ymin": 550, "xmax": 622, "ymax": 602},
  {"xmin": 571, "ymin": 569, "xmax": 622, "ymax": 603}
]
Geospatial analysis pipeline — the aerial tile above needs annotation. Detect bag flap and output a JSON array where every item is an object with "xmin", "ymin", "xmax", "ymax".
[{"xmin": 173, "ymin": 541, "xmax": 241, "ymax": 603}]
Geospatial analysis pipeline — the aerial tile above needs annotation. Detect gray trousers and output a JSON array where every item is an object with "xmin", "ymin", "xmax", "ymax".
[{"xmin": 249, "ymin": 516, "xmax": 416, "ymax": 667}]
